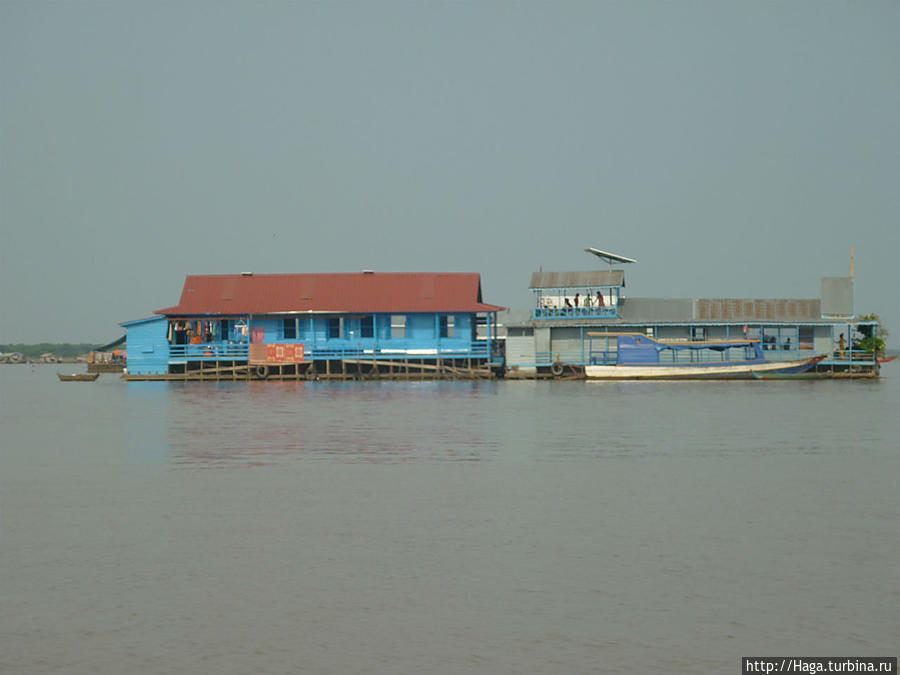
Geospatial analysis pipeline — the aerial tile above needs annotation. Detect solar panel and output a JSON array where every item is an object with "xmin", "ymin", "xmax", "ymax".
[{"xmin": 584, "ymin": 248, "xmax": 638, "ymax": 264}]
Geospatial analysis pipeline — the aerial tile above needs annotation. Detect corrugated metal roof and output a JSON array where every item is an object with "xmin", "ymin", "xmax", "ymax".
[
  {"xmin": 696, "ymin": 298, "xmax": 820, "ymax": 321},
  {"xmin": 529, "ymin": 270, "xmax": 625, "ymax": 289},
  {"xmin": 619, "ymin": 298, "xmax": 696, "ymax": 323},
  {"xmin": 120, "ymin": 316, "xmax": 167, "ymax": 327},
  {"xmin": 155, "ymin": 273, "xmax": 503, "ymax": 316}
]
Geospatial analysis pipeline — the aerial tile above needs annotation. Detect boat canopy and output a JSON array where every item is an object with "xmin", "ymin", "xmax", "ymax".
[
  {"xmin": 588, "ymin": 333, "xmax": 765, "ymax": 361},
  {"xmin": 655, "ymin": 338, "xmax": 758, "ymax": 352},
  {"xmin": 588, "ymin": 332, "xmax": 757, "ymax": 347}
]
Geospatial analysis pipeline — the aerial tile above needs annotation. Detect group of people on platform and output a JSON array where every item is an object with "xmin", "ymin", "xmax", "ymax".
[
  {"xmin": 556, "ymin": 291, "xmax": 607, "ymax": 310},
  {"xmin": 169, "ymin": 319, "xmax": 250, "ymax": 346}
]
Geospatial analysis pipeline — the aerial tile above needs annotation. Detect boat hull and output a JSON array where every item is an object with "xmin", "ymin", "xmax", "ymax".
[
  {"xmin": 57, "ymin": 373, "xmax": 100, "ymax": 382},
  {"xmin": 751, "ymin": 371, "xmax": 832, "ymax": 380},
  {"xmin": 584, "ymin": 356, "xmax": 823, "ymax": 381}
]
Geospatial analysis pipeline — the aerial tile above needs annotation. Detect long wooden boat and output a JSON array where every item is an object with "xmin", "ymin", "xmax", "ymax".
[
  {"xmin": 57, "ymin": 372, "xmax": 100, "ymax": 382},
  {"xmin": 584, "ymin": 333, "xmax": 826, "ymax": 380}
]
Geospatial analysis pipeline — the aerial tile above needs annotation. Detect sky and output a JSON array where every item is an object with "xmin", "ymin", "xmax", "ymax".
[{"xmin": 1, "ymin": 0, "xmax": 898, "ymax": 344}]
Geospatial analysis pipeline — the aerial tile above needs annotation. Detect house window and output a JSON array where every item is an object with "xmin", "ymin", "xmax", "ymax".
[
  {"xmin": 439, "ymin": 315, "xmax": 454, "ymax": 338},
  {"xmin": 780, "ymin": 328, "xmax": 798, "ymax": 351},
  {"xmin": 328, "ymin": 318, "xmax": 341, "ymax": 339},
  {"xmin": 360, "ymin": 315, "xmax": 374, "ymax": 338},
  {"xmin": 391, "ymin": 315, "xmax": 406, "ymax": 339},
  {"xmin": 283, "ymin": 318, "xmax": 297, "ymax": 340},
  {"xmin": 799, "ymin": 326, "xmax": 814, "ymax": 350},
  {"xmin": 761, "ymin": 326, "xmax": 778, "ymax": 351}
]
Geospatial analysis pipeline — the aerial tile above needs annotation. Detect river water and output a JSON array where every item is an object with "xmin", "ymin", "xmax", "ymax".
[{"xmin": 1, "ymin": 365, "xmax": 898, "ymax": 674}]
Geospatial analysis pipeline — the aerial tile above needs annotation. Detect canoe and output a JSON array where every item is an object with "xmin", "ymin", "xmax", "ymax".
[{"xmin": 57, "ymin": 373, "xmax": 100, "ymax": 382}]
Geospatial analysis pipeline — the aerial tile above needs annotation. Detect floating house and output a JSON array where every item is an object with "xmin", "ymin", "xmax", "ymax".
[
  {"xmin": 504, "ymin": 249, "xmax": 880, "ymax": 377},
  {"xmin": 122, "ymin": 272, "xmax": 503, "ymax": 380}
]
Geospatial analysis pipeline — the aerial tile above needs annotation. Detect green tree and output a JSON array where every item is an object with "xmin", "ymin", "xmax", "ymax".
[{"xmin": 857, "ymin": 314, "xmax": 889, "ymax": 353}]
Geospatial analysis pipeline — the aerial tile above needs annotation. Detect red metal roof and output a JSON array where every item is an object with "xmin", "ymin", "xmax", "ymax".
[{"xmin": 155, "ymin": 273, "xmax": 503, "ymax": 316}]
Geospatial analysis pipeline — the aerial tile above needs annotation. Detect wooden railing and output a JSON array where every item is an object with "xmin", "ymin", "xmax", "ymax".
[
  {"xmin": 533, "ymin": 306, "xmax": 618, "ymax": 320},
  {"xmin": 169, "ymin": 343, "xmax": 249, "ymax": 360},
  {"xmin": 168, "ymin": 341, "xmax": 491, "ymax": 362},
  {"xmin": 309, "ymin": 343, "xmax": 491, "ymax": 360},
  {"xmin": 828, "ymin": 350, "xmax": 877, "ymax": 363}
]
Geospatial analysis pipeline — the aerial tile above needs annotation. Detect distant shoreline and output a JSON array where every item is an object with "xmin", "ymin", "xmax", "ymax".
[
  {"xmin": 1, "ymin": 358, "xmax": 84, "ymax": 364},
  {"xmin": 0, "ymin": 343, "xmax": 104, "ymax": 363}
]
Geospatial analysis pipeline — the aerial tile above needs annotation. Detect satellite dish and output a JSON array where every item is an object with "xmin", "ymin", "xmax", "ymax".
[{"xmin": 584, "ymin": 248, "xmax": 637, "ymax": 265}]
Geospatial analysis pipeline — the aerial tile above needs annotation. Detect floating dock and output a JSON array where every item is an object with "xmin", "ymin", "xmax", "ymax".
[
  {"xmin": 123, "ymin": 357, "xmax": 498, "ymax": 381},
  {"xmin": 117, "ymin": 253, "xmax": 886, "ymax": 383}
]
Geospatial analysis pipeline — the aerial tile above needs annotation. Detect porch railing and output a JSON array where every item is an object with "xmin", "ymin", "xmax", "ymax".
[
  {"xmin": 533, "ymin": 306, "xmax": 618, "ymax": 320},
  {"xmin": 825, "ymin": 350, "xmax": 877, "ymax": 364},
  {"xmin": 167, "ymin": 341, "xmax": 492, "ymax": 362},
  {"xmin": 169, "ymin": 343, "xmax": 249, "ymax": 360}
]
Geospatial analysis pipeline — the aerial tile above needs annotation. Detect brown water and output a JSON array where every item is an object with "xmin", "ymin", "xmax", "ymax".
[{"xmin": 1, "ymin": 366, "xmax": 898, "ymax": 674}]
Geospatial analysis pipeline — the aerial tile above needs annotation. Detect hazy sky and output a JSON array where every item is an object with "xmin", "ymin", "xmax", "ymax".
[{"xmin": 2, "ymin": 1, "xmax": 898, "ymax": 344}]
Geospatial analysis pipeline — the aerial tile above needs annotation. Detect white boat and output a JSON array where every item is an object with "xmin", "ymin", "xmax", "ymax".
[{"xmin": 583, "ymin": 333, "xmax": 825, "ymax": 380}]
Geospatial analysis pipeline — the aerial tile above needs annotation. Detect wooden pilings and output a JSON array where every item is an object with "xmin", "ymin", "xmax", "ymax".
[{"xmin": 123, "ymin": 357, "xmax": 498, "ymax": 381}]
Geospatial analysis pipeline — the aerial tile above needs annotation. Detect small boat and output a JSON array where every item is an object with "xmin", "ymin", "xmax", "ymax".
[
  {"xmin": 584, "ymin": 333, "xmax": 826, "ymax": 380},
  {"xmin": 57, "ymin": 372, "xmax": 100, "ymax": 382},
  {"xmin": 877, "ymin": 354, "xmax": 897, "ymax": 364}
]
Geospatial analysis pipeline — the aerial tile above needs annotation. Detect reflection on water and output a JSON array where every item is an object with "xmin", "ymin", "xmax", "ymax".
[
  {"xmin": 162, "ymin": 381, "xmax": 501, "ymax": 467},
  {"xmin": 117, "ymin": 376, "xmax": 898, "ymax": 469},
  {"xmin": 2, "ymin": 367, "xmax": 899, "ymax": 675}
]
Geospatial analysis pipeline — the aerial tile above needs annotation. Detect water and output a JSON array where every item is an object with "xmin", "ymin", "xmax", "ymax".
[{"xmin": 2, "ymin": 366, "xmax": 898, "ymax": 674}]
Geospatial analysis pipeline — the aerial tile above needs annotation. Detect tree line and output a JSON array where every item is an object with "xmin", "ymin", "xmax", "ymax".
[{"xmin": 0, "ymin": 344, "xmax": 101, "ymax": 358}]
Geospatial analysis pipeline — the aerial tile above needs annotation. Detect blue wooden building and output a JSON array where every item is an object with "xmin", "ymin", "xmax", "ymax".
[{"xmin": 122, "ymin": 272, "xmax": 503, "ymax": 380}]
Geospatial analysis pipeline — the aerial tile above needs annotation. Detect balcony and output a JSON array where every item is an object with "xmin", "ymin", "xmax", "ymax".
[
  {"xmin": 307, "ymin": 341, "xmax": 491, "ymax": 360},
  {"xmin": 532, "ymin": 306, "xmax": 618, "ymax": 320},
  {"xmin": 169, "ymin": 342, "xmax": 249, "ymax": 361},
  {"xmin": 167, "ymin": 340, "xmax": 492, "ymax": 363}
]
